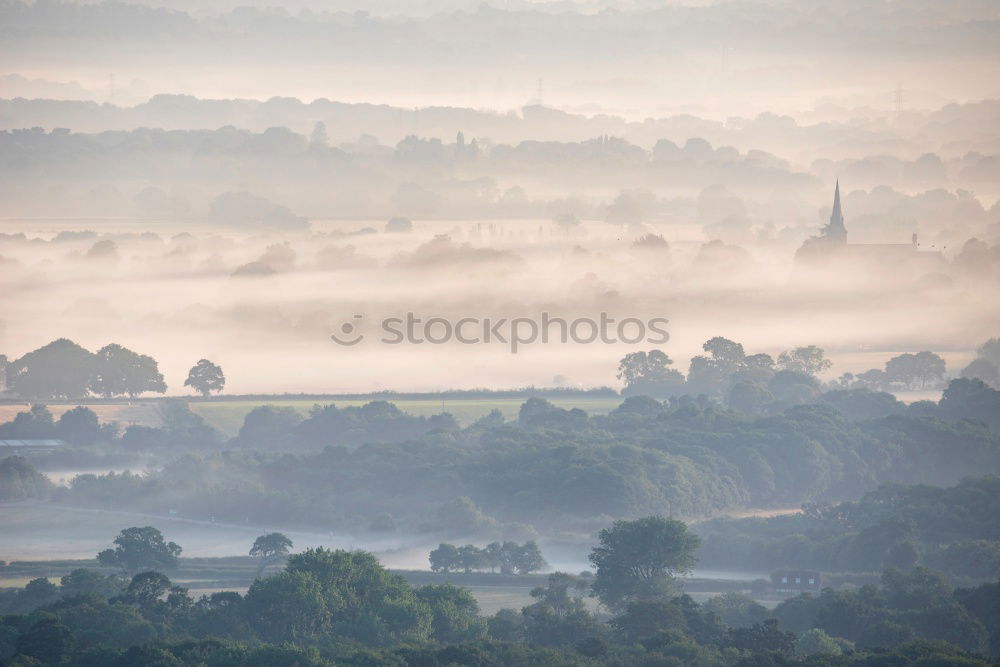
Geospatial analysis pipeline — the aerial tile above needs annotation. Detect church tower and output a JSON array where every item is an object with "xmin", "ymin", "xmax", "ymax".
[{"xmin": 823, "ymin": 180, "xmax": 847, "ymax": 243}]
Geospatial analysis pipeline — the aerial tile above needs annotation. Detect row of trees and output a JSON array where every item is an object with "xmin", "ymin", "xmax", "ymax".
[
  {"xmin": 0, "ymin": 338, "xmax": 224, "ymax": 399},
  {"xmin": 835, "ymin": 350, "xmax": 948, "ymax": 392},
  {"xmin": 617, "ymin": 338, "xmax": 835, "ymax": 400},
  {"xmin": 429, "ymin": 541, "xmax": 547, "ymax": 575},
  {"xmin": 0, "ymin": 404, "xmax": 117, "ymax": 445},
  {"xmin": 618, "ymin": 336, "xmax": 974, "ymax": 402}
]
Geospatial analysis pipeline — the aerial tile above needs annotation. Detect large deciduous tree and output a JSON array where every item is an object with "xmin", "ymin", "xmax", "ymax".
[
  {"xmin": 184, "ymin": 359, "xmax": 225, "ymax": 396},
  {"xmin": 91, "ymin": 344, "xmax": 167, "ymax": 398},
  {"xmin": 97, "ymin": 526, "xmax": 182, "ymax": 575},
  {"xmin": 617, "ymin": 350, "xmax": 685, "ymax": 397},
  {"xmin": 8, "ymin": 338, "xmax": 97, "ymax": 399},
  {"xmin": 250, "ymin": 532, "xmax": 294, "ymax": 573},
  {"xmin": 777, "ymin": 345, "xmax": 833, "ymax": 376},
  {"xmin": 429, "ymin": 543, "xmax": 461, "ymax": 573},
  {"xmin": 282, "ymin": 547, "xmax": 432, "ymax": 644},
  {"xmin": 513, "ymin": 540, "xmax": 548, "ymax": 575},
  {"xmin": 0, "ymin": 404, "xmax": 55, "ymax": 439},
  {"xmin": 55, "ymin": 406, "xmax": 108, "ymax": 445},
  {"xmin": 244, "ymin": 570, "xmax": 331, "ymax": 643},
  {"xmin": 885, "ymin": 351, "xmax": 946, "ymax": 389},
  {"xmin": 589, "ymin": 516, "xmax": 700, "ymax": 611}
]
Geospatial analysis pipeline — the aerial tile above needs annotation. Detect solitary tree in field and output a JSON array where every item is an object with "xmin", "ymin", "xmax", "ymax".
[
  {"xmin": 97, "ymin": 526, "xmax": 182, "ymax": 575},
  {"xmin": 184, "ymin": 359, "xmax": 225, "ymax": 396},
  {"xmin": 250, "ymin": 532, "xmax": 294, "ymax": 574}
]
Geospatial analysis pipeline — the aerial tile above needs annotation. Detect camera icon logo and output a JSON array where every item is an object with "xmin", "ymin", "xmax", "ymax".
[{"xmin": 330, "ymin": 314, "xmax": 365, "ymax": 346}]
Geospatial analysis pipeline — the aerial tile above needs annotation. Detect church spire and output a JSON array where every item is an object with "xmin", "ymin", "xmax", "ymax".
[
  {"xmin": 824, "ymin": 179, "xmax": 847, "ymax": 243},
  {"xmin": 832, "ymin": 180, "xmax": 842, "ymax": 222}
]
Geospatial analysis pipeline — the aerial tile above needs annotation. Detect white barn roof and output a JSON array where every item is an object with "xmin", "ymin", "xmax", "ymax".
[{"xmin": 0, "ymin": 439, "xmax": 66, "ymax": 447}]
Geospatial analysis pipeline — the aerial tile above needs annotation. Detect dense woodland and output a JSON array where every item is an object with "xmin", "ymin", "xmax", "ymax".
[
  {"xmin": 4, "ymin": 120, "xmax": 1000, "ymax": 231},
  {"xmin": 1, "ymin": 382, "xmax": 998, "ymax": 536},
  {"xmin": 698, "ymin": 476, "xmax": 1000, "ymax": 581},
  {"xmin": 3, "ymin": 361, "xmax": 1000, "ymax": 559},
  {"xmin": 0, "ymin": 360, "xmax": 1000, "ymax": 536}
]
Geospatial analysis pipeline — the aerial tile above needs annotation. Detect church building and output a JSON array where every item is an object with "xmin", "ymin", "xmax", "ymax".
[{"xmin": 796, "ymin": 181, "xmax": 946, "ymax": 272}]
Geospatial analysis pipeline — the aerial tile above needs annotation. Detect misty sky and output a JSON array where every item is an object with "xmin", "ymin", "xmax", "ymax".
[{"xmin": 1, "ymin": 0, "xmax": 999, "ymax": 393}]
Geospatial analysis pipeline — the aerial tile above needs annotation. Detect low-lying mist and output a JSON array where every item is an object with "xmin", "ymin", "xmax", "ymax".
[{"xmin": 2, "ymin": 214, "xmax": 995, "ymax": 393}]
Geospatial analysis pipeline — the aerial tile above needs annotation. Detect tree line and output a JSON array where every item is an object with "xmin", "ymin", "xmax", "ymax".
[
  {"xmin": 429, "ymin": 541, "xmax": 547, "ymax": 575},
  {"xmin": 0, "ymin": 338, "xmax": 224, "ymax": 399},
  {"xmin": 616, "ymin": 336, "xmax": 973, "ymax": 406}
]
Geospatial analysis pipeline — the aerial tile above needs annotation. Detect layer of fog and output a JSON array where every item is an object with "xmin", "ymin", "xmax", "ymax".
[
  {"xmin": 0, "ymin": 501, "xmax": 769, "ymax": 582},
  {"xmin": 2, "ymin": 213, "xmax": 996, "ymax": 393}
]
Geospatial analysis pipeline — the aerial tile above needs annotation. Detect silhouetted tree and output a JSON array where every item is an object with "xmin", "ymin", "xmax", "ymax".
[
  {"xmin": 91, "ymin": 344, "xmax": 167, "ymax": 398},
  {"xmin": 0, "ymin": 404, "xmax": 55, "ymax": 439},
  {"xmin": 777, "ymin": 345, "xmax": 832, "ymax": 376},
  {"xmin": 56, "ymin": 406, "xmax": 109, "ymax": 444},
  {"xmin": 8, "ymin": 338, "xmax": 97, "ymax": 399},
  {"xmin": 184, "ymin": 359, "xmax": 225, "ymax": 396},
  {"xmin": 514, "ymin": 541, "xmax": 548, "ymax": 575},
  {"xmin": 618, "ymin": 350, "xmax": 685, "ymax": 397},
  {"xmin": 97, "ymin": 527, "xmax": 182, "ymax": 575},
  {"xmin": 250, "ymin": 533, "xmax": 294, "ymax": 573},
  {"xmin": 886, "ymin": 351, "xmax": 946, "ymax": 389},
  {"xmin": 430, "ymin": 543, "xmax": 461, "ymax": 573}
]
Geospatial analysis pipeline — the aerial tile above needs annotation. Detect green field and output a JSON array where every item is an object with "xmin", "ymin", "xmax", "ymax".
[{"xmin": 189, "ymin": 396, "xmax": 626, "ymax": 436}]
